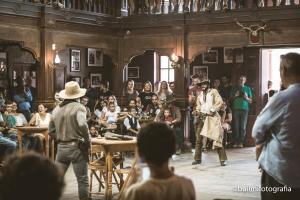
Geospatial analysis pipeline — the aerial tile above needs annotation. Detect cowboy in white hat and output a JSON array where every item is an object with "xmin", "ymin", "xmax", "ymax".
[
  {"xmin": 49, "ymin": 81, "xmax": 90, "ymax": 200},
  {"xmin": 192, "ymin": 79, "xmax": 228, "ymax": 166}
]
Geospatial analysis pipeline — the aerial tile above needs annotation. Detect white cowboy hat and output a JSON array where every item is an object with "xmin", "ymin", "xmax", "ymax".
[{"xmin": 59, "ymin": 81, "xmax": 86, "ymax": 99}]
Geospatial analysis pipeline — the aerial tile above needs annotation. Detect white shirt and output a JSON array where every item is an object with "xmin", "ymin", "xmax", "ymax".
[
  {"xmin": 94, "ymin": 109, "xmax": 102, "ymax": 119},
  {"xmin": 105, "ymin": 110, "xmax": 118, "ymax": 124},
  {"xmin": 102, "ymin": 105, "xmax": 121, "ymax": 114},
  {"xmin": 196, "ymin": 89, "xmax": 223, "ymax": 114},
  {"xmin": 124, "ymin": 115, "xmax": 141, "ymax": 130},
  {"xmin": 35, "ymin": 113, "xmax": 51, "ymax": 127},
  {"xmin": 14, "ymin": 113, "xmax": 27, "ymax": 126}
]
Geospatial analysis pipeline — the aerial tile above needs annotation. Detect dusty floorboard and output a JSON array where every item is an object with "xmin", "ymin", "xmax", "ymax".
[{"xmin": 62, "ymin": 147, "xmax": 260, "ymax": 200}]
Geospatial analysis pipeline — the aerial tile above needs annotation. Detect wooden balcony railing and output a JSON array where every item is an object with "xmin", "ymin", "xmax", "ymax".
[
  {"xmin": 126, "ymin": 0, "xmax": 299, "ymax": 15},
  {"xmin": 23, "ymin": 0, "xmax": 115, "ymax": 15},
  {"xmin": 21, "ymin": 0, "xmax": 300, "ymax": 16}
]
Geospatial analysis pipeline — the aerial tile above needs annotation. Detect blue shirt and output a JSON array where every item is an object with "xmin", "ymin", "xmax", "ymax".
[
  {"xmin": 13, "ymin": 91, "xmax": 32, "ymax": 111},
  {"xmin": 252, "ymin": 83, "xmax": 300, "ymax": 187}
]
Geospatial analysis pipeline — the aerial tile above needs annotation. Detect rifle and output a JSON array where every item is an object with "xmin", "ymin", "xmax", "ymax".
[{"xmin": 104, "ymin": 132, "xmax": 135, "ymax": 140}]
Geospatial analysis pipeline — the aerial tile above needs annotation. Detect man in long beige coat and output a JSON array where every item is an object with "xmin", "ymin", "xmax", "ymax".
[{"xmin": 192, "ymin": 79, "xmax": 227, "ymax": 166}]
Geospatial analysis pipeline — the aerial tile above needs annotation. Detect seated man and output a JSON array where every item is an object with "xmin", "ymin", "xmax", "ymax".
[
  {"xmin": 0, "ymin": 111, "xmax": 17, "ymax": 158},
  {"xmin": 0, "ymin": 133, "xmax": 17, "ymax": 158},
  {"xmin": 0, "ymin": 152, "xmax": 64, "ymax": 200},
  {"xmin": 2, "ymin": 101, "xmax": 18, "ymax": 142},
  {"xmin": 122, "ymin": 122, "xmax": 195, "ymax": 200},
  {"xmin": 145, "ymin": 94, "xmax": 161, "ymax": 120}
]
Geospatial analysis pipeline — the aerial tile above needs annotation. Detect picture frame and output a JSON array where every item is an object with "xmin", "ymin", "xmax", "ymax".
[
  {"xmin": 88, "ymin": 48, "xmax": 103, "ymax": 67},
  {"xmin": 193, "ymin": 66, "xmax": 208, "ymax": 80},
  {"xmin": 0, "ymin": 52, "xmax": 7, "ymax": 73},
  {"xmin": 71, "ymin": 76, "xmax": 81, "ymax": 85},
  {"xmin": 90, "ymin": 73, "xmax": 102, "ymax": 87},
  {"xmin": 224, "ymin": 47, "xmax": 244, "ymax": 63},
  {"xmin": 70, "ymin": 49, "xmax": 81, "ymax": 72},
  {"xmin": 202, "ymin": 50, "xmax": 218, "ymax": 64},
  {"xmin": 128, "ymin": 67, "xmax": 139, "ymax": 79}
]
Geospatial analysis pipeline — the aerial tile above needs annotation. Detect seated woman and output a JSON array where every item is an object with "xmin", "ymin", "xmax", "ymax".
[
  {"xmin": 101, "ymin": 95, "xmax": 121, "ymax": 115},
  {"xmin": 123, "ymin": 79, "xmax": 139, "ymax": 106},
  {"xmin": 156, "ymin": 81, "xmax": 174, "ymax": 102},
  {"xmin": 29, "ymin": 104, "xmax": 51, "ymax": 153},
  {"xmin": 11, "ymin": 102, "xmax": 28, "ymax": 127},
  {"xmin": 91, "ymin": 99, "xmax": 107, "ymax": 126}
]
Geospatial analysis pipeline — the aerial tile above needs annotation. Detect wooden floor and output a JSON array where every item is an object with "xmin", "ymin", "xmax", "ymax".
[{"xmin": 62, "ymin": 147, "xmax": 261, "ymax": 200}]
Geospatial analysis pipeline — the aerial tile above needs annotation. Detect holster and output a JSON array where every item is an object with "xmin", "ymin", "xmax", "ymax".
[{"xmin": 77, "ymin": 138, "xmax": 90, "ymax": 162}]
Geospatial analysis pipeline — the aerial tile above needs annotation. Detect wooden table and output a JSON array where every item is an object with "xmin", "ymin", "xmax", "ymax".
[
  {"xmin": 91, "ymin": 138, "xmax": 136, "ymax": 200},
  {"xmin": 17, "ymin": 126, "xmax": 51, "ymax": 159}
]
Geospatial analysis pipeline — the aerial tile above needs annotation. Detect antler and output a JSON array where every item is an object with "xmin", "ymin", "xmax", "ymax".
[
  {"xmin": 235, "ymin": 19, "xmax": 252, "ymax": 32},
  {"xmin": 235, "ymin": 19, "xmax": 267, "ymax": 36}
]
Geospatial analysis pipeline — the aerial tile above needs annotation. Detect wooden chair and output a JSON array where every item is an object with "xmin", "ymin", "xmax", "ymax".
[
  {"xmin": 88, "ymin": 144, "xmax": 125, "ymax": 197},
  {"xmin": 116, "ymin": 159, "xmax": 137, "ymax": 200}
]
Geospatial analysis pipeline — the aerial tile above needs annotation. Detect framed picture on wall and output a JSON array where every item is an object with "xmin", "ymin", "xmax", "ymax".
[
  {"xmin": 88, "ymin": 48, "xmax": 103, "ymax": 67},
  {"xmin": 71, "ymin": 76, "xmax": 81, "ymax": 85},
  {"xmin": 203, "ymin": 50, "xmax": 218, "ymax": 64},
  {"xmin": 90, "ymin": 73, "xmax": 102, "ymax": 87},
  {"xmin": 193, "ymin": 66, "xmax": 208, "ymax": 80},
  {"xmin": 71, "ymin": 49, "xmax": 80, "ymax": 72},
  {"xmin": 128, "ymin": 67, "xmax": 139, "ymax": 79},
  {"xmin": 0, "ymin": 52, "xmax": 7, "ymax": 73},
  {"xmin": 224, "ymin": 47, "xmax": 244, "ymax": 63}
]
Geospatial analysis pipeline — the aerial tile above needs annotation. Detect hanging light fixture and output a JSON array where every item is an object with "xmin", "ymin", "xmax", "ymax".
[
  {"xmin": 170, "ymin": 53, "xmax": 180, "ymax": 68},
  {"xmin": 54, "ymin": 51, "xmax": 61, "ymax": 64}
]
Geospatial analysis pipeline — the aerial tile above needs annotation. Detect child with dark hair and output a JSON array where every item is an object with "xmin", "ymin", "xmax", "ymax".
[
  {"xmin": 122, "ymin": 122, "xmax": 195, "ymax": 200},
  {"xmin": 123, "ymin": 107, "xmax": 140, "ymax": 136},
  {"xmin": 0, "ymin": 152, "xmax": 64, "ymax": 200}
]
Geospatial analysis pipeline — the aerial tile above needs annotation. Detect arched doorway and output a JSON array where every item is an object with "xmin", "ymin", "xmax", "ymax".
[{"xmin": 0, "ymin": 43, "xmax": 38, "ymax": 106}]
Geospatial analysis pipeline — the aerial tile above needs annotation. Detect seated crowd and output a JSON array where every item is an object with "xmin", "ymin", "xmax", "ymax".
[{"xmin": 0, "ymin": 73, "xmax": 253, "ymax": 160}]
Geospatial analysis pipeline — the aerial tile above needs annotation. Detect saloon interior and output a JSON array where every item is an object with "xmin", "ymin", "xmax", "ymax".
[{"xmin": 1, "ymin": 0, "xmax": 300, "ymax": 200}]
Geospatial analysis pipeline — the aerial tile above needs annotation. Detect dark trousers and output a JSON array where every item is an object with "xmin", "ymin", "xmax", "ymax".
[
  {"xmin": 261, "ymin": 170, "xmax": 300, "ymax": 200},
  {"xmin": 194, "ymin": 115, "xmax": 227, "ymax": 162},
  {"xmin": 174, "ymin": 126, "xmax": 183, "ymax": 149},
  {"xmin": 189, "ymin": 113, "xmax": 196, "ymax": 147},
  {"xmin": 233, "ymin": 109, "xmax": 248, "ymax": 145}
]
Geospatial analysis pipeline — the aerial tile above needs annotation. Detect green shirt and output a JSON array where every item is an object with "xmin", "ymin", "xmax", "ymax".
[{"xmin": 230, "ymin": 85, "xmax": 252, "ymax": 110}]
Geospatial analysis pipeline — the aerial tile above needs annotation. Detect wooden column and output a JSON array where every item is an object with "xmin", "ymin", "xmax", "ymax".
[
  {"xmin": 37, "ymin": 6, "xmax": 55, "ymax": 108},
  {"xmin": 183, "ymin": 12, "xmax": 192, "ymax": 150},
  {"xmin": 115, "ymin": 31, "xmax": 126, "ymax": 101}
]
